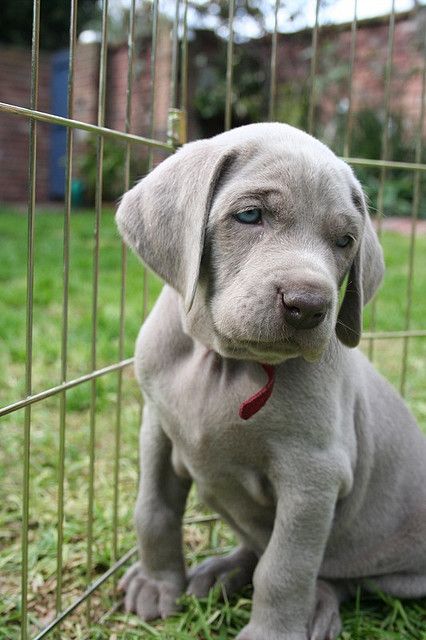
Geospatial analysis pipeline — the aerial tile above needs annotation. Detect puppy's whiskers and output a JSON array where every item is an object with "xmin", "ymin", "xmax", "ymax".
[{"xmin": 336, "ymin": 319, "xmax": 358, "ymax": 336}]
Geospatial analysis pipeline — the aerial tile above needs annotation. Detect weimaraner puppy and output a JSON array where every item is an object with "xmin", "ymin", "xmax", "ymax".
[{"xmin": 116, "ymin": 123, "xmax": 426, "ymax": 640}]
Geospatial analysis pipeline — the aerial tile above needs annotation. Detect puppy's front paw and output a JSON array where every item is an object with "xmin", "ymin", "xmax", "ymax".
[
  {"xmin": 308, "ymin": 580, "xmax": 342, "ymax": 640},
  {"xmin": 236, "ymin": 623, "xmax": 306, "ymax": 640},
  {"xmin": 118, "ymin": 562, "xmax": 185, "ymax": 621}
]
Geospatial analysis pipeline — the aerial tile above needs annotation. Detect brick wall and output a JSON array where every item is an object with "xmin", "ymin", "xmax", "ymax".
[
  {"xmin": 74, "ymin": 24, "xmax": 172, "ymax": 188},
  {"xmin": 271, "ymin": 10, "xmax": 426, "ymax": 149},
  {"xmin": 0, "ymin": 34, "xmax": 172, "ymax": 202},
  {"xmin": 1, "ymin": 10, "xmax": 425, "ymax": 203},
  {"xmin": 188, "ymin": 10, "xmax": 426, "ymax": 151},
  {"xmin": 73, "ymin": 42, "xmax": 100, "ymax": 126},
  {"xmin": 315, "ymin": 12, "xmax": 426, "ymax": 143},
  {"xmin": 353, "ymin": 15, "xmax": 425, "ymax": 133},
  {"xmin": 0, "ymin": 46, "xmax": 50, "ymax": 202},
  {"xmin": 106, "ymin": 22, "xmax": 172, "ymax": 153}
]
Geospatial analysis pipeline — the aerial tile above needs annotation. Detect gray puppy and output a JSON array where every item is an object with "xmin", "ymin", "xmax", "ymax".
[{"xmin": 116, "ymin": 123, "xmax": 426, "ymax": 640}]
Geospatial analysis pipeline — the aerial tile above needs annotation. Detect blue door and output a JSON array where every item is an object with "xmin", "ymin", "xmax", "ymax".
[{"xmin": 50, "ymin": 49, "xmax": 69, "ymax": 199}]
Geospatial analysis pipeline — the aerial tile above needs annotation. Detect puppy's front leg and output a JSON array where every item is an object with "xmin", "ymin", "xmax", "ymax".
[
  {"xmin": 237, "ymin": 469, "xmax": 341, "ymax": 640},
  {"xmin": 119, "ymin": 403, "xmax": 192, "ymax": 620}
]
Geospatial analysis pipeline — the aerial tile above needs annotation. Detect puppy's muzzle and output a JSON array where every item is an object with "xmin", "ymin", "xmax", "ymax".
[{"xmin": 281, "ymin": 291, "xmax": 330, "ymax": 330}]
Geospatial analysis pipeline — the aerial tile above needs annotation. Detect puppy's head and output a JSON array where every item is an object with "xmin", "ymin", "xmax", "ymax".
[{"xmin": 116, "ymin": 123, "xmax": 384, "ymax": 364}]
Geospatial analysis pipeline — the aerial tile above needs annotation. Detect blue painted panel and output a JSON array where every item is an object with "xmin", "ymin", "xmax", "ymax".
[{"xmin": 50, "ymin": 49, "xmax": 69, "ymax": 199}]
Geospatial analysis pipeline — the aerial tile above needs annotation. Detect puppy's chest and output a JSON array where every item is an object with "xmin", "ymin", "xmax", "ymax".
[{"xmin": 140, "ymin": 347, "xmax": 276, "ymax": 475}]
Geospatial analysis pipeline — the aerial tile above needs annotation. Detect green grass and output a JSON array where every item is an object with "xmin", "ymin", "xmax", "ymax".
[{"xmin": 0, "ymin": 208, "xmax": 425, "ymax": 639}]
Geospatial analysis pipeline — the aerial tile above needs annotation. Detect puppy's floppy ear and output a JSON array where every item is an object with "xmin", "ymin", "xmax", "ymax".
[
  {"xmin": 116, "ymin": 139, "xmax": 234, "ymax": 311},
  {"xmin": 336, "ymin": 186, "xmax": 385, "ymax": 348}
]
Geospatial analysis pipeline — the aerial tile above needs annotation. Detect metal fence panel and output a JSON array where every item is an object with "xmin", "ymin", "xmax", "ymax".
[{"xmin": 0, "ymin": 1, "xmax": 425, "ymax": 638}]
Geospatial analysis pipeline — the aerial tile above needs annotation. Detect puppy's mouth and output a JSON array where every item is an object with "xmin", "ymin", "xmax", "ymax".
[
  {"xmin": 234, "ymin": 339, "xmax": 300, "ymax": 363},
  {"xmin": 212, "ymin": 331, "xmax": 325, "ymax": 365}
]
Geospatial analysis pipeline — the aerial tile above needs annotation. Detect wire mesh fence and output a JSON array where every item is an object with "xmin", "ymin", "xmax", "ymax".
[{"xmin": 0, "ymin": 1, "xmax": 425, "ymax": 638}]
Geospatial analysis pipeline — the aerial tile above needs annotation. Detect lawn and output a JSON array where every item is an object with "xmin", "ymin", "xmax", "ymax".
[{"xmin": 0, "ymin": 208, "xmax": 425, "ymax": 639}]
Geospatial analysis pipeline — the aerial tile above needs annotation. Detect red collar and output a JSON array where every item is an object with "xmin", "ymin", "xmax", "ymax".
[{"xmin": 239, "ymin": 364, "xmax": 276, "ymax": 421}]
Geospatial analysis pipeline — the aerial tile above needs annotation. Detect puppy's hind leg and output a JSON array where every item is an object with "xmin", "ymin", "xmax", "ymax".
[
  {"xmin": 187, "ymin": 546, "xmax": 258, "ymax": 598},
  {"xmin": 363, "ymin": 573, "xmax": 426, "ymax": 599}
]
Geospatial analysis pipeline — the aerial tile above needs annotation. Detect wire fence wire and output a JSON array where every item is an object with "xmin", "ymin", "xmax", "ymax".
[{"xmin": 0, "ymin": 1, "xmax": 425, "ymax": 638}]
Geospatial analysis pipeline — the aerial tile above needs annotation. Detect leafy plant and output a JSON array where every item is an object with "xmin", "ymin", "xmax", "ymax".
[
  {"xmin": 275, "ymin": 81, "xmax": 310, "ymax": 130},
  {"xmin": 338, "ymin": 109, "xmax": 426, "ymax": 218},
  {"xmin": 78, "ymin": 135, "xmax": 145, "ymax": 204},
  {"xmin": 193, "ymin": 40, "xmax": 268, "ymax": 137}
]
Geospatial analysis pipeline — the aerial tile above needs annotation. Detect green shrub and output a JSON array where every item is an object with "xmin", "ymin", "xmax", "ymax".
[
  {"xmin": 78, "ymin": 136, "xmax": 145, "ymax": 204},
  {"xmin": 337, "ymin": 109, "xmax": 426, "ymax": 218}
]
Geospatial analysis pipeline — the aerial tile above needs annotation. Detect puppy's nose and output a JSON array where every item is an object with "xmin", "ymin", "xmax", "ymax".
[{"xmin": 281, "ymin": 292, "xmax": 328, "ymax": 330}]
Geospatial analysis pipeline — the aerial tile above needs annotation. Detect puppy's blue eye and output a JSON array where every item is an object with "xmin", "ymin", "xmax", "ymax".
[
  {"xmin": 233, "ymin": 208, "xmax": 262, "ymax": 225},
  {"xmin": 336, "ymin": 235, "xmax": 353, "ymax": 248}
]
